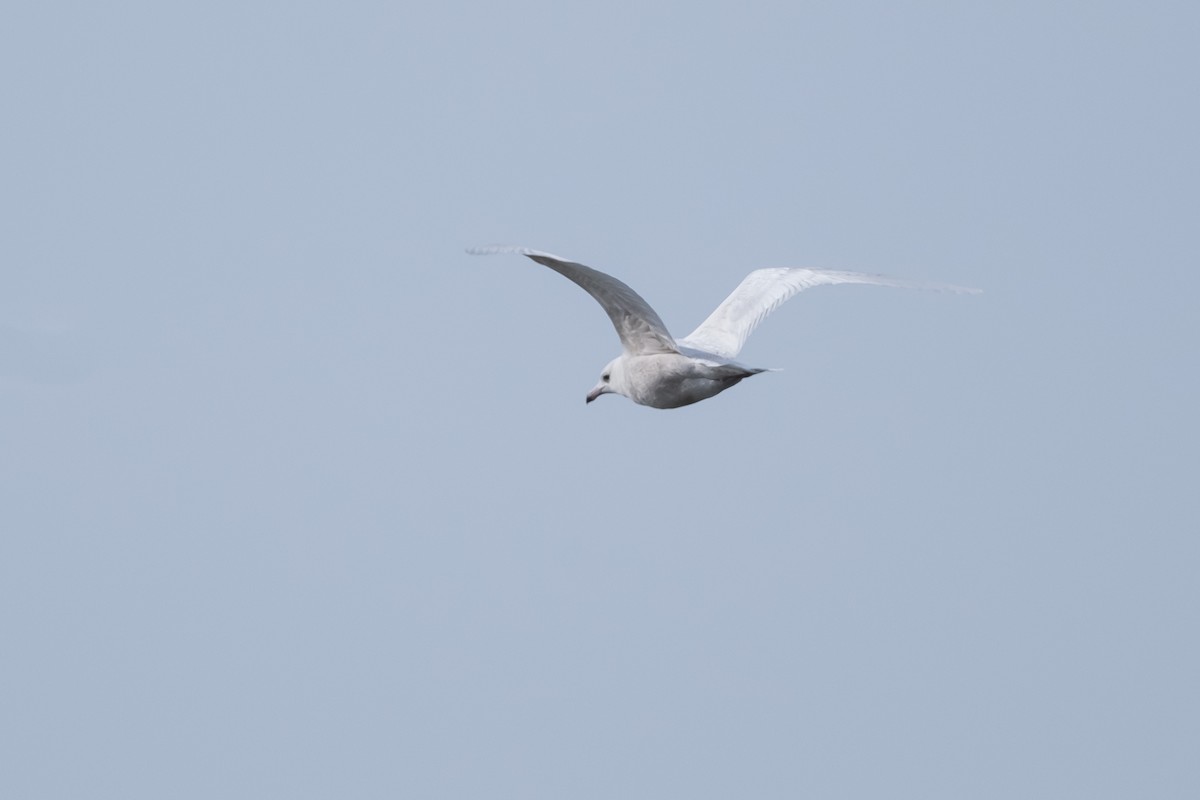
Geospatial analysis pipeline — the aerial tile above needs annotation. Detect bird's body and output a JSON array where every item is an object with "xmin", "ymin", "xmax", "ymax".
[
  {"xmin": 468, "ymin": 246, "xmax": 979, "ymax": 409},
  {"xmin": 606, "ymin": 351, "xmax": 767, "ymax": 409}
]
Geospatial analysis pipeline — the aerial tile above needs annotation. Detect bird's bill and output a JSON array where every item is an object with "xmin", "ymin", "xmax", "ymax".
[{"xmin": 586, "ymin": 383, "xmax": 608, "ymax": 404}]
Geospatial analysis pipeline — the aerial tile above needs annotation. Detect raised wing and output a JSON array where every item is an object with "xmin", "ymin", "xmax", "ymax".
[
  {"xmin": 678, "ymin": 268, "xmax": 981, "ymax": 358},
  {"xmin": 467, "ymin": 246, "xmax": 678, "ymax": 355}
]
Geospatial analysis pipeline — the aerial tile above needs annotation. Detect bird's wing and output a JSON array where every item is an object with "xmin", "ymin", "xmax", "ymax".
[
  {"xmin": 467, "ymin": 245, "xmax": 678, "ymax": 355},
  {"xmin": 678, "ymin": 268, "xmax": 981, "ymax": 358}
]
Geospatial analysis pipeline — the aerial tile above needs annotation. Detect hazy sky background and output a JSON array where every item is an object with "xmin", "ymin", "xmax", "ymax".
[{"xmin": 2, "ymin": 2, "xmax": 1197, "ymax": 797}]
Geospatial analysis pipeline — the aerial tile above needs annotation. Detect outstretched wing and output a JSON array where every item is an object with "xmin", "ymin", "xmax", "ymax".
[
  {"xmin": 678, "ymin": 268, "xmax": 981, "ymax": 359},
  {"xmin": 467, "ymin": 245, "xmax": 678, "ymax": 355}
]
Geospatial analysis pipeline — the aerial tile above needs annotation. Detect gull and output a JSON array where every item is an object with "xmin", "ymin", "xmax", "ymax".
[{"xmin": 467, "ymin": 245, "xmax": 980, "ymax": 409}]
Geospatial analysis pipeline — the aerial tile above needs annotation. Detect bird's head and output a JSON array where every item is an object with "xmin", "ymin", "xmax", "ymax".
[{"xmin": 586, "ymin": 357, "xmax": 626, "ymax": 404}]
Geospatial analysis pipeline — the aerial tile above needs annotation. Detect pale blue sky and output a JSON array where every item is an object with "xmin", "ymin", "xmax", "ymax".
[{"xmin": 2, "ymin": 2, "xmax": 1197, "ymax": 798}]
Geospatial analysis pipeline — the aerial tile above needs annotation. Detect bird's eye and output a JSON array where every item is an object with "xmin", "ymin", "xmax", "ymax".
[{"xmin": 602, "ymin": 374, "xmax": 610, "ymax": 382}]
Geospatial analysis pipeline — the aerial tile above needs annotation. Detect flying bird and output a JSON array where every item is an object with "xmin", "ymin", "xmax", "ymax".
[{"xmin": 467, "ymin": 246, "xmax": 979, "ymax": 409}]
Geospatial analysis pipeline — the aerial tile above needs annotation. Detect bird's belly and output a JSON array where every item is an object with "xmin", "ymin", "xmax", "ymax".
[{"xmin": 666, "ymin": 376, "xmax": 738, "ymax": 408}]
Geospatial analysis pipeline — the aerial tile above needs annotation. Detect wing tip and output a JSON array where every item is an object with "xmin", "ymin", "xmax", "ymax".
[
  {"xmin": 467, "ymin": 245, "xmax": 574, "ymax": 264},
  {"xmin": 466, "ymin": 244, "xmax": 534, "ymax": 257}
]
